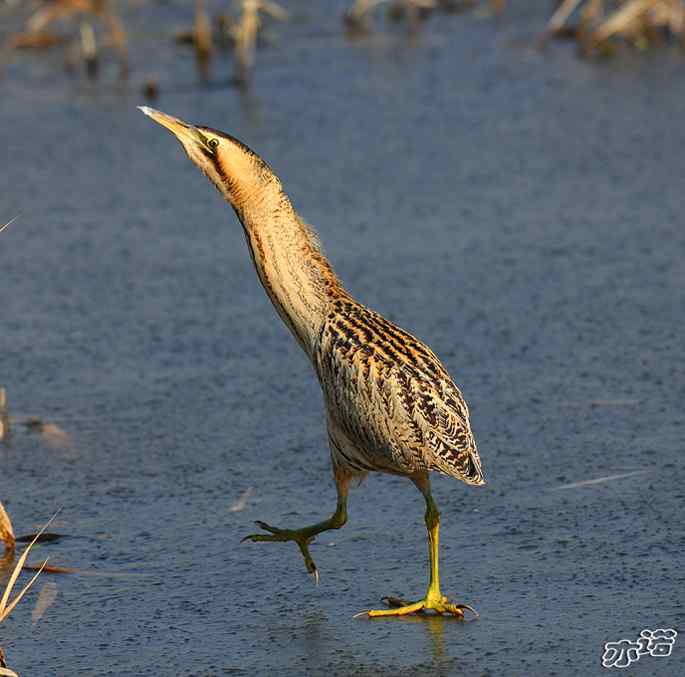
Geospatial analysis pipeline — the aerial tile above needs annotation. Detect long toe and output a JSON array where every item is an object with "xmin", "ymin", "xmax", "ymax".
[
  {"xmin": 253, "ymin": 520, "xmax": 285, "ymax": 535},
  {"xmin": 363, "ymin": 600, "xmax": 426, "ymax": 618},
  {"xmin": 241, "ymin": 520, "xmax": 292, "ymax": 543},
  {"xmin": 241, "ymin": 532, "xmax": 280, "ymax": 543},
  {"xmin": 382, "ymin": 596, "xmax": 416, "ymax": 609},
  {"xmin": 358, "ymin": 595, "xmax": 478, "ymax": 619}
]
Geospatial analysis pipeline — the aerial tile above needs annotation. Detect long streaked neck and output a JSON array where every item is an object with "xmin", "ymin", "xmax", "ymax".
[{"xmin": 234, "ymin": 187, "xmax": 349, "ymax": 358}]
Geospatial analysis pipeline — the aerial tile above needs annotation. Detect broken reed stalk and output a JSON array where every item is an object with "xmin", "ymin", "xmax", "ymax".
[
  {"xmin": 235, "ymin": 1, "xmax": 259, "ymax": 83},
  {"xmin": 194, "ymin": 0, "xmax": 213, "ymax": 79},
  {"xmin": 0, "ymin": 503, "xmax": 14, "ymax": 554},
  {"xmin": 0, "ymin": 388, "xmax": 9, "ymax": 445},
  {"xmin": 79, "ymin": 21, "xmax": 97, "ymax": 78},
  {"xmin": 233, "ymin": 0, "xmax": 288, "ymax": 84},
  {"xmin": 547, "ymin": 0, "xmax": 585, "ymax": 34}
]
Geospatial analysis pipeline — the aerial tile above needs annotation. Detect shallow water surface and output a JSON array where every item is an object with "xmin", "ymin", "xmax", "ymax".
[{"xmin": 1, "ymin": 2, "xmax": 684, "ymax": 675}]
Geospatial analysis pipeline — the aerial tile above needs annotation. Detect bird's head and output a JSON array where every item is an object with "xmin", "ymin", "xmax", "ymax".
[{"xmin": 139, "ymin": 106, "xmax": 280, "ymax": 214}]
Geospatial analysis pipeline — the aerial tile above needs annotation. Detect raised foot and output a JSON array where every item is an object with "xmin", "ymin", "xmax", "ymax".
[
  {"xmin": 356, "ymin": 595, "xmax": 479, "ymax": 619},
  {"xmin": 241, "ymin": 520, "xmax": 319, "ymax": 583}
]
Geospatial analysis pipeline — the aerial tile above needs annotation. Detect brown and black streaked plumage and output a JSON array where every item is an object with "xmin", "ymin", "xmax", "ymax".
[
  {"xmin": 319, "ymin": 298, "xmax": 483, "ymax": 482},
  {"xmin": 140, "ymin": 107, "xmax": 485, "ymax": 617}
]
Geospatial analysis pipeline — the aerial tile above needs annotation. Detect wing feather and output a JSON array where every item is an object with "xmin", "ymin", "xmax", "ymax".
[{"xmin": 316, "ymin": 302, "xmax": 485, "ymax": 485}]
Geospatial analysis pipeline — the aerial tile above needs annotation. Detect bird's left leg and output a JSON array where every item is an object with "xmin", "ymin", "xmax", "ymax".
[
  {"xmin": 241, "ymin": 468, "xmax": 350, "ymax": 582},
  {"xmin": 359, "ymin": 472, "xmax": 478, "ymax": 618}
]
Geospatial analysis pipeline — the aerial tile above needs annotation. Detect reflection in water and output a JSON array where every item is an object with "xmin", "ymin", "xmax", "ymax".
[
  {"xmin": 414, "ymin": 614, "xmax": 449, "ymax": 662},
  {"xmin": 302, "ymin": 611, "xmax": 330, "ymax": 664},
  {"xmin": 238, "ymin": 87, "xmax": 262, "ymax": 129},
  {"xmin": 297, "ymin": 610, "xmax": 470, "ymax": 675},
  {"xmin": 378, "ymin": 613, "xmax": 458, "ymax": 666}
]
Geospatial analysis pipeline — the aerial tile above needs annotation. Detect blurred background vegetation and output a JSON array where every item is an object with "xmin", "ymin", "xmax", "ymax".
[{"xmin": 1, "ymin": 0, "xmax": 684, "ymax": 93}]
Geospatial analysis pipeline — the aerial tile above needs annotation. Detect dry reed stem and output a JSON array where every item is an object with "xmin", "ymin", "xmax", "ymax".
[
  {"xmin": 0, "ymin": 217, "xmax": 17, "ymax": 236},
  {"xmin": 547, "ymin": 0, "xmax": 585, "ymax": 34},
  {"xmin": 194, "ymin": 0, "xmax": 213, "ymax": 78},
  {"xmin": 79, "ymin": 20, "xmax": 97, "ymax": 76},
  {"xmin": 195, "ymin": 0, "xmax": 213, "ymax": 54},
  {"xmin": 551, "ymin": 470, "xmax": 648, "ymax": 490},
  {"xmin": 0, "ymin": 388, "xmax": 9, "ymax": 445},
  {"xmin": 232, "ymin": 0, "xmax": 287, "ymax": 84},
  {"xmin": 235, "ymin": 4, "xmax": 258, "ymax": 82}
]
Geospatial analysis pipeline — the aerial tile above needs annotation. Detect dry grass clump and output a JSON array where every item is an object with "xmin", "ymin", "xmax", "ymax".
[
  {"xmin": 0, "ymin": 532, "xmax": 48, "ymax": 624},
  {"xmin": 5, "ymin": 0, "xmax": 128, "ymax": 78},
  {"xmin": 545, "ymin": 0, "xmax": 685, "ymax": 55},
  {"xmin": 173, "ymin": 0, "xmax": 287, "ymax": 85},
  {"xmin": 343, "ymin": 0, "xmax": 504, "ymax": 35},
  {"xmin": 0, "ymin": 511, "xmax": 51, "ymax": 677},
  {"xmin": 344, "ymin": 0, "xmax": 436, "ymax": 35}
]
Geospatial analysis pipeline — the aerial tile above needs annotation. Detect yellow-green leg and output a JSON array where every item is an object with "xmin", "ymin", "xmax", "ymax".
[
  {"xmin": 241, "ymin": 470, "xmax": 350, "ymax": 582},
  {"xmin": 361, "ymin": 473, "xmax": 478, "ymax": 619}
]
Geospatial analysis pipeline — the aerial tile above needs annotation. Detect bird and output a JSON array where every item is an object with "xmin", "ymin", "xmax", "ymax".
[{"xmin": 139, "ymin": 107, "xmax": 486, "ymax": 618}]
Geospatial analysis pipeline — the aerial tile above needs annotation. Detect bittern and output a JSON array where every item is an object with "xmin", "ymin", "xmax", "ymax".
[{"xmin": 140, "ymin": 107, "xmax": 486, "ymax": 618}]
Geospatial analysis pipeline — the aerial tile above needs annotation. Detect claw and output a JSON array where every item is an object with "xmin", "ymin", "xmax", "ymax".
[
  {"xmin": 241, "ymin": 532, "xmax": 278, "ymax": 543},
  {"xmin": 448, "ymin": 603, "xmax": 479, "ymax": 619},
  {"xmin": 240, "ymin": 519, "xmax": 320, "ymax": 579}
]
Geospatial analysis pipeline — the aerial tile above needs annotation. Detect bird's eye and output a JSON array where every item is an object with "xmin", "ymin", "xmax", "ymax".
[{"xmin": 208, "ymin": 138, "xmax": 219, "ymax": 151}]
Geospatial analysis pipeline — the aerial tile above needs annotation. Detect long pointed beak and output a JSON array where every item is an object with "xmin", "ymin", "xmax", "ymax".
[{"xmin": 138, "ymin": 106, "xmax": 202, "ymax": 146}]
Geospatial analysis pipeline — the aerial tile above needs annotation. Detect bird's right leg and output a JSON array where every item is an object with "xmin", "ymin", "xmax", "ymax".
[
  {"xmin": 241, "ymin": 468, "xmax": 350, "ymax": 582},
  {"xmin": 359, "ymin": 472, "xmax": 478, "ymax": 618}
]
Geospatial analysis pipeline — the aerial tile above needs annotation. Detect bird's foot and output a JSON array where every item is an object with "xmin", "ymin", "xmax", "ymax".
[
  {"xmin": 356, "ymin": 594, "xmax": 478, "ymax": 619},
  {"xmin": 241, "ymin": 521, "xmax": 319, "ymax": 583}
]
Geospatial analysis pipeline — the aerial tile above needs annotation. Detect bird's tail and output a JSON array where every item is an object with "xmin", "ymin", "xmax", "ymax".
[
  {"xmin": 461, "ymin": 446, "xmax": 486, "ymax": 486},
  {"xmin": 436, "ymin": 442, "xmax": 486, "ymax": 486}
]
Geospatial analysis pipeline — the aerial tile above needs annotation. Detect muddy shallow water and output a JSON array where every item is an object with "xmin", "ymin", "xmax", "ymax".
[{"xmin": 1, "ymin": 2, "xmax": 684, "ymax": 675}]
